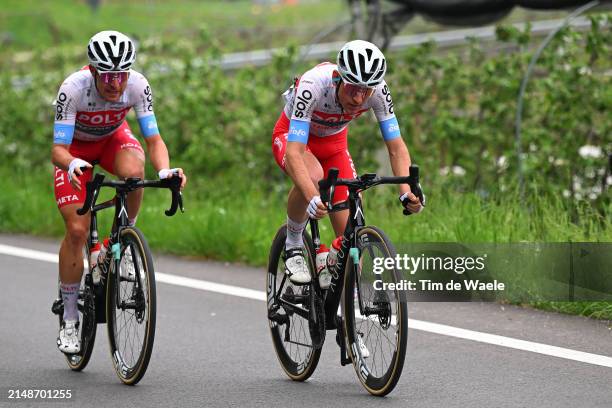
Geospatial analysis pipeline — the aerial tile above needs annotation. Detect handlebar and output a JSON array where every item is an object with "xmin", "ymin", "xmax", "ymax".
[
  {"xmin": 76, "ymin": 173, "xmax": 184, "ymax": 217},
  {"xmin": 317, "ymin": 165, "xmax": 425, "ymax": 215}
]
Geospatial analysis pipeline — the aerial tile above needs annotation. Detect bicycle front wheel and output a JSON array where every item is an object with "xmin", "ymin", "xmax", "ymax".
[
  {"xmin": 106, "ymin": 226, "xmax": 156, "ymax": 385},
  {"xmin": 342, "ymin": 226, "xmax": 408, "ymax": 396}
]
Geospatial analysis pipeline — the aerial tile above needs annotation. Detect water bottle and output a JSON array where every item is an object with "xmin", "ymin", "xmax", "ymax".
[
  {"xmin": 316, "ymin": 244, "xmax": 329, "ymax": 274},
  {"xmin": 90, "ymin": 242, "xmax": 101, "ymax": 284},
  {"xmin": 91, "ymin": 238, "xmax": 109, "ymax": 284},
  {"xmin": 326, "ymin": 236, "xmax": 342, "ymax": 271},
  {"xmin": 316, "ymin": 244, "xmax": 331, "ymax": 289}
]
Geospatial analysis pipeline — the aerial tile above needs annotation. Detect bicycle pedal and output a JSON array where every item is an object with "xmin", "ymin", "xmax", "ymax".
[{"xmin": 268, "ymin": 311, "xmax": 289, "ymax": 325}]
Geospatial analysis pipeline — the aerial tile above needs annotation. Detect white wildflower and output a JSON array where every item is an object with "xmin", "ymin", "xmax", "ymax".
[
  {"xmin": 452, "ymin": 166, "xmax": 466, "ymax": 177},
  {"xmin": 578, "ymin": 145, "xmax": 602, "ymax": 159}
]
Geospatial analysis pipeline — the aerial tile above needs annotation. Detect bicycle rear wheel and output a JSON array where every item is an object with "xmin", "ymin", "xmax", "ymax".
[
  {"xmin": 54, "ymin": 245, "xmax": 97, "ymax": 371},
  {"xmin": 267, "ymin": 224, "xmax": 322, "ymax": 381},
  {"xmin": 106, "ymin": 226, "xmax": 156, "ymax": 385},
  {"xmin": 342, "ymin": 226, "xmax": 408, "ymax": 396}
]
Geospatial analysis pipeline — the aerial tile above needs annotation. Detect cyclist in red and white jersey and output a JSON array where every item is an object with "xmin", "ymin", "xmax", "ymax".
[
  {"xmin": 272, "ymin": 40, "xmax": 423, "ymax": 286},
  {"xmin": 52, "ymin": 31, "xmax": 187, "ymax": 354}
]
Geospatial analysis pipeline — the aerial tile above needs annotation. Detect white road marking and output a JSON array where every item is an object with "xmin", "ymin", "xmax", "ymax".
[{"xmin": 1, "ymin": 243, "xmax": 611, "ymax": 368}]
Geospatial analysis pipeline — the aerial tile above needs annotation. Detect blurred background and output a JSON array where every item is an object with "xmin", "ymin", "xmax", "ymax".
[{"xmin": 0, "ymin": 0, "xmax": 610, "ymax": 267}]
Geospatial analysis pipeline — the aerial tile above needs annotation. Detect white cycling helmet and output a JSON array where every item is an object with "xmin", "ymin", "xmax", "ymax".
[
  {"xmin": 337, "ymin": 40, "xmax": 386, "ymax": 87},
  {"xmin": 87, "ymin": 30, "xmax": 136, "ymax": 72}
]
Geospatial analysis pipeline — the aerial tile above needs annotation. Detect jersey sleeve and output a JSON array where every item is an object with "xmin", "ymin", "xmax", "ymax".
[
  {"xmin": 371, "ymin": 81, "xmax": 401, "ymax": 142},
  {"xmin": 130, "ymin": 73, "xmax": 160, "ymax": 138},
  {"xmin": 53, "ymin": 79, "xmax": 78, "ymax": 145},
  {"xmin": 287, "ymin": 74, "xmax": 321, "ymax": 144}
]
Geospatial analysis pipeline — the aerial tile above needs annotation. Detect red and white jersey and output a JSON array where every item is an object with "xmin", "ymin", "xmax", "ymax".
[
  {"xmin": 282, "ymin": 62, "xmax": 396, "ymax": 139},
  {"xmin": 53, "ymin": 67, "xmax": 158, "ymax": 144}
]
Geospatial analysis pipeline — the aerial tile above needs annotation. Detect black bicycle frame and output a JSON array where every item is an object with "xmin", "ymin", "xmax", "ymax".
[
  {"xmin": 271, "ymin": 165, "xmax": 423, "ymax": 330},
  {"xmin": 310, "ymin": 188, "xmax": 366, "ymax": 329},
  {"xmin": 314, "ymin": 165, "xmax": 424, "ymax": 330},
  {"xmin": 77, "ymin": 173, "xmax": 183, "ymax": 316}
]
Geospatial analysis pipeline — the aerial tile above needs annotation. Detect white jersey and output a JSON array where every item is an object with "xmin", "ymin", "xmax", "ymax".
[
  {"xmin": 282, "ymin": 62, "xmax": 400, "ymax": 143},
  {"xmin": 53, "ymin": 67, "xmax": 159, "ymax": 144}
]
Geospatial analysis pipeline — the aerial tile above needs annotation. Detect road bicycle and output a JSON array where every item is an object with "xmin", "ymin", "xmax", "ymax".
[
  {"xmin": 52, "ymin": 172, "xmax": 183, "ymax": 385},
  {"xmin": 267, "ymin": 165, "xmax": 424, "ymax": 396}
]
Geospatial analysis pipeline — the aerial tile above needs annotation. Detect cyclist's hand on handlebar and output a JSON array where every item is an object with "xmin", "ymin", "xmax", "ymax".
[
  {"xmin": 400, "ymin": 188, "xmax": 424, "ymax": 215},
  {"xmin": 307, "ymin": 195, "xmax": 327, "ymax": 220},
  {"xmin": 158, "ymin": 168, "xmax": 187, "ymax": 190},
  {"xmin": 68, "ymin": 158, "xmax": 92, "ymax": 191}
]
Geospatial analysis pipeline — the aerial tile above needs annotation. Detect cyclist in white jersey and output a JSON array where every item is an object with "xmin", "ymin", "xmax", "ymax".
[
  {"xmin": 52, "ymin": 31, "xmax": 187, "ymax": 354},
  {"xmin": 271, "ymin": 40, "xmax": 423, "ymax": 286}
]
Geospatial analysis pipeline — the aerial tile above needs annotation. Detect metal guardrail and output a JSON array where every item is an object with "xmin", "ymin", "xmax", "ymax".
[{"xmin": 217, "ymin": 17, "xmax": 593, "ymax": 70}]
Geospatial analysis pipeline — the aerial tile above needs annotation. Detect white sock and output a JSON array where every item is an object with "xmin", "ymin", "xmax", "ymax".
[
  {"xmin": 60, "ymin": 282, "xmax": 80, "ymax": 322},
  {"xmin": 128, "ymin": 216, "xmax": 137, "ymax": 226},
  {"xmin": 286, "ymin": 216, "xmax": 307, "ymax": 249}
]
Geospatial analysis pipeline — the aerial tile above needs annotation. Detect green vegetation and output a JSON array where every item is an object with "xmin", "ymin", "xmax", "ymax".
[
  {"xmin": 1, "ymin": 0, "xmax": 570, "ymax": 60},
  {"xmin": 0, "ymin": 0, "xmax": 345, "ymax": 55},
  {"xmin": 1, "ymin": 172, "xmax": 609, "ymax": 265}
]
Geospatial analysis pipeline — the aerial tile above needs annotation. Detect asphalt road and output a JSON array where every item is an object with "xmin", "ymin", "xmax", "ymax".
[{"xmin": 0, "ymin": 234, "xmax": 610, "ymax": 408}]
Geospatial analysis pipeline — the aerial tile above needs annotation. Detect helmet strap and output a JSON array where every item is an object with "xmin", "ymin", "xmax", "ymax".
[{"xmin": 332, "ymin": 70, "xmax": 344, "ymax": 112}]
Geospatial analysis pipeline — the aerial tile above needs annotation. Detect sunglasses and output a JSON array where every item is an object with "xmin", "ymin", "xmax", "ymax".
[
  {"xmin": 342, "ymin": 82, "xmax": 375, "ymax": 99},
  {"xmin": 97, "ymin": 71, "xmax": 129, "ymax": 85}
]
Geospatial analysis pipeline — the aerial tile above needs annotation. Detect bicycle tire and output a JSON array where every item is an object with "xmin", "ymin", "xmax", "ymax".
[
  {"xmin": 267, "ymin": 224, "xmax": 322, "ymax": 381},
  {"xmin": 58, "ymin": 246, "xmax": 97, "ymax": 371},
  {"xmin": 106, "ymin": 226, "xmax": 156, "ymax": 385},
  {"xmin": 342, "ymin": 226, "xmax": 408, "ymax": 396}
]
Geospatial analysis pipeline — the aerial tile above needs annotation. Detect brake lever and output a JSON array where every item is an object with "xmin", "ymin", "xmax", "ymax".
[{"xmin": 178, "ymin": 192, "xmax": 185, "ymax": 213}]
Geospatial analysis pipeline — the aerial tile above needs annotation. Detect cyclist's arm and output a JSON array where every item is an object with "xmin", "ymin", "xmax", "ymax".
[
  {"xmin": 386, "ymin": 138, "xmax": 421, "ymax": 213},
  {"xmin": 385, "ymin": 137, "xmax": 412, "ymax": 196},
  {"xmin": 51, "ymin": 144, "xmax": 76, "ymax": 171},
  {"xmin": 370, "ymin": 81, "xmax": 414, "ymax": 198},
  {"xmin": 131, "ymin": 74, "xmax": 186, "ymax": 188},
  {"xmin": 51, "ymin": 78, "xmax": 80, "ymax": 171},
  {"xmin": 285, "ymin": 75, "xmax": 322, "ymax": 202},
  {"xmin": 143, "ymin": 134, "xmax": 168, "ymax": 170},
  {"xmin": 142, "ymin": 134, "xmax": 187, "ymax": 189}
]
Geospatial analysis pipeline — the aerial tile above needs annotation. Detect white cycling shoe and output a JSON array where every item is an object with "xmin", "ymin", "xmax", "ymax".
[
  {"xmin": 119, "ymin": 250, "xmax": 136, "ymax": 282},
  {"xmin": 57, "ymin": 320, "xmax": 81, "ymax": 354},
  {"xmin": 357, "ymin": 333, "xmax": 370, "ymax": 359},
  {"xmin": 284, "ymin": 247, "xmax": 311, "ymax": 284}
]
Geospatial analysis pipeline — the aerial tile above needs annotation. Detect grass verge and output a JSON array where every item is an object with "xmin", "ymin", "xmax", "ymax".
[{"xmin": 1, "ymin": 169, "xmax": 609, "ymax": 319}]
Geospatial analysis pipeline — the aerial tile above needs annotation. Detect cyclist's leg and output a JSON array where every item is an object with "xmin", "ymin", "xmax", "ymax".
[
  {"xmin": 54, "ymin": 141, "xmax": 95, "ymax": 288},
  {"xmin": 99, "ymin": 122, "xmax": 145, "ymax": 226},
  {"xmin": 272, "ymin": 112, "xmax": 324, "ymax": 244},
  {"xmin": 54, "ymin": 145, "xmax": 94, "ymax": 352},
  {"xmin": 272, "ymin": 113, "xmax": 323, "ymax": 283}
]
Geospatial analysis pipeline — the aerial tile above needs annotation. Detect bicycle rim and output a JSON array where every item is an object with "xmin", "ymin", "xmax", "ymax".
[
  {"xmin": 343, "ymin": 226, "xmax": 408, "ymax": 396},
  {"xmin": 106, "ymin": 227, "xmax": 156, "ymax": 385}
]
